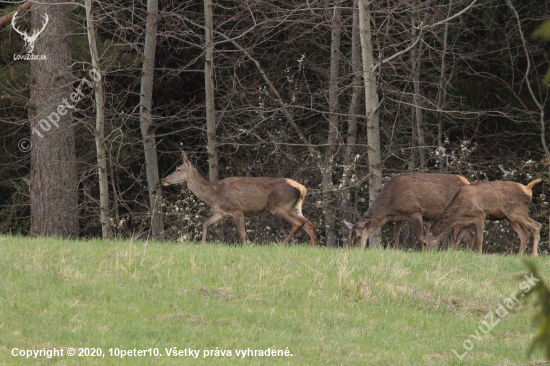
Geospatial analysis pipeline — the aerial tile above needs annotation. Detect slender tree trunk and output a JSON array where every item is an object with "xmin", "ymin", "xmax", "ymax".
[
  {"xmin": 108, "ymin": 147, "xmax": 120, "ymax": 227},
  {"xmin": 188, "ymin": 18, "xmax": 314, "ymax": 153},
  {"xmin": 409, "ymin": 105, "xmax": 418, "ymax": 170},
  {"xmin": 323, "ymin": 0, "xmax": 341, "ymax": 248},
  {"xmin": 341, "ymin": 2, "xmax": 362, "ymax": 228},
  {"xmin": 411, "ymin": 17, "xmax": 425, "ymax": 171},
  {"xmin": 30, "ymin": 1, "xmax": 78, "ymax": 237},
  {"xmin": 436, "ymin": 0, "xmax": 453, "ymax": 172},
  {"xmin": 506, "ymin": 0, "xmax": 548, "ymax": 250},
  {"xmin": 85, "ymin": 0, "xmax": 113, "ymax": 239},
  {"xmin": 358, "ymin": 0, "xmax": 382, "ymax": 248},
  {"xmin": 139, "ymin": 0, "xmax": 164, "ymax": 240},
  {"xmin": 540, "ymin": 111, "xmax": 550, "ymax": 247},
  {"xmin": 204, "ymin": 0, "xmax": 219, "ymax": 182}
]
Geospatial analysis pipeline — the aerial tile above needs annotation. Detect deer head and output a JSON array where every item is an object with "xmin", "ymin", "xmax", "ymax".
[
  {"xmin": 162, "ymin": 151, "xmax": 193, "ymax": 186},
  {"xmin": 344, "ymin": 219, "xmax": 372, "ymax": 248},
  {"xmin": 12, "ymin": 11, "xmax": 49, "ymax": 54}
]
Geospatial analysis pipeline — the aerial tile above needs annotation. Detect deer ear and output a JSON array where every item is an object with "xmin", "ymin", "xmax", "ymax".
[
  {"xmin": 358, "ymin": 220, "xmax": 367, "ymax": 228},
  {"xmin": 182, "ymin": 150, "xmax": 190, "ymax": 164},
  {"xmin": 343, "ymin": 220, "xmax": 354, "ymax": 229}
]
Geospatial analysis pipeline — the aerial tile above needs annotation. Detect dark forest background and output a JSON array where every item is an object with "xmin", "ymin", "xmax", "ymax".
[{"xmin": 0, "ymin": 0, "xmax": 549, "ymax": 252}]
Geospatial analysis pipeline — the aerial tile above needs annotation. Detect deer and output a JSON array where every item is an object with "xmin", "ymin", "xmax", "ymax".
[
  {"xmin": 12, "ymin": 11, "xmax": 49, "ymax": 54},
  {"xmin": 162, "ymin": 152, "xmax": 317, "ymax": 246},
  {"xmin": 426, "ymin": 179, "xmax": 542, "ymax": 256},
  {"xmin": 344, "ymin": 173, "xmax": 471, "ymax": 249}
]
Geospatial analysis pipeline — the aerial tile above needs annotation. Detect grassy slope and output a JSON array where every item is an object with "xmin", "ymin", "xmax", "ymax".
[{"xmin": 0, "ymin": 235, "xmax": 548, "ymax": 365}]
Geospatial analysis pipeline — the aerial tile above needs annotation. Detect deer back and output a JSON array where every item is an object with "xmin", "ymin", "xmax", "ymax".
[
  {"xmin": 364, "ymin": 173, "xmax": 470, "ymax": 222},
  {"xmin": 215, "ymin": 177, "xmax": 302, "ymax": 215}
]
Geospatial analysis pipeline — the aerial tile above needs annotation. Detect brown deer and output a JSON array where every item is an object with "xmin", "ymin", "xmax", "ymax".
[
  {"xmin": 162, "ymin": 152, "xmax": 317, "ymax": 245},
  {"xmin": 426, "ymin": 179, "xmax": 542, "ymax": 256},
  {"xmin": 344, "ymin": 173, "xmax": 471, "ymax": 249}
]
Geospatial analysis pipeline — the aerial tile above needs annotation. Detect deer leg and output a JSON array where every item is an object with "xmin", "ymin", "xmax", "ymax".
[
  {"xmin": 450, "ymin": 227, "xmax": 459, "ymax": 249},
  {"xmin": 202, "ymin": 213, "xmax": 225, "ymax": 244},
  {"xmin": 512, "ymin": 215, "xmax": 542, "ymax": 256},
  {"xmin": 451, "ymin": 227, "xmax": 471, "ymax": 250},
  {"xmin": 474, "ymin": 218, "xmax": 486, "ymax": 253},
  {"xmin": 507, "ymin": 219, "xmax": 529, "ymax": 255},
  {"xmin": 449, "ymin": 226, "xmax": 462, "ymax": 249},
  {"xmin": 410, "ymin": 213, "xmax": 425, "ymax": 250},
  {"xmin": 275, "ymin": 210, "xmax": 304, "ymax": 246},
  {"xmin": 393, "ymin": 221, "xmax": 403, "ymax": 249},
  {"xmin": 465, "ymin": 228, "xmax": 476, "ymax": 250},
  {"xmin": 232, "ymin": 211, "xmax": 247, "ymax": 245},
  {"xmin": 526, "ymin": 219, "xmax": 542, "ymax": 256},
  {"xmin": 296, "ymin": 213, "xmax": 317, "ymax": 246}
]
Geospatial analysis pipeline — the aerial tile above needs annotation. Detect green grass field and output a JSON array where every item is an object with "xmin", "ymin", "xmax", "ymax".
[{"xmin": 0, "ymin": 235, "xmax": 548, "ymax": 365}]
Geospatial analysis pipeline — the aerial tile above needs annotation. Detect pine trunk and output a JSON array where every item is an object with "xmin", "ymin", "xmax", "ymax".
[
  {"xmin": 85, "ymin": 0, "xmax": 113, "ymax": 239},
  {"xmin": 139, "ymin": 0, "xmax": 164, "ymax": 240},
  {"xmin": 341, "ymin": 2, "xmax": 362, "ymax": 227},
  {"xmin": 204, "ymin": 0, "xmax": 219, "ymax": 182},
  {"xmin": 29, "ymin": 1, "xmax": 79, "ymax": 238},
  {"xmin": 323, "ymin": 0, "xmax": 341, "ymax": 248},
  {"xmin": 358, "ymin": 0, "xmax": 382, "ymax": 248}
]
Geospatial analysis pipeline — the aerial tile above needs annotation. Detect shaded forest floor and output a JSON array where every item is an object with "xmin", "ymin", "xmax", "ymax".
[{"xmin": 0, "ymin": 235, "xmax": 548, "ymax": 365}]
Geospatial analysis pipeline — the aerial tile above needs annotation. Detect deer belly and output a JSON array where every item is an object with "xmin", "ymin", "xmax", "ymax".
[
  {"xmin": 244, "ymin": 208, "xmax": 271, "ymax": 217},
  {"xmin": 221, "ymin": 195, "xmax": 269, "ymax": 215},
  {"xmin": 484, "ymin": 209, "xmax": 506, "ymax": 220}
]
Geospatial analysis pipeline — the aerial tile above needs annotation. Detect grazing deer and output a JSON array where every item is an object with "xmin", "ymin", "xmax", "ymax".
[
  {"xmin": 344, "ymin": 173, "xmax": 470, "ymax": 249},
  {"xmin": 162, "ymin": 152, "xmax": 317, "ymax": 245},
  {"xmin": 426, "ymin": 179, "xmax": 542, "ymax": 256}
]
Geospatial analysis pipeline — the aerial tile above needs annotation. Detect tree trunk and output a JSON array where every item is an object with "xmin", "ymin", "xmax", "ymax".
[
  {"xmin": 323, "ymin": 0, "xmax": 341, "ymax": 248},
  {"xmin": 409, "ymin": 105, "xmax": 418, "ymax": 170},
  {"xmin": 204, "ymin": 0, "xmax": 219, "ymax": 182},
  {"xmin": 341, "ymin": 1, "xmax": 362, "ymax": 227},
  {"xmin": 139, "ymin": 0, "xmax": 164, "ymax": 240},
  {"xmin": 85, "ymin": 0, "xmax": 113, "ymax": 239},
  {"xmin": 30, "ymin": 1, "xmax": 78, "ymax": 238},
  {"xmin": 436, "ymin": 0, "xmax": 452, "ymax": 172},
  {"xmin": 411, "ymin": 18, "xmax": 425, "ymax": 171},
  {"xmin": 540, "ymin": 111, "xmax": 550, "ymax": 248},
  {"xmin": 506, "ymin": 0, "xmax": 548, "ymax": 251},
  {"xmin": 358, "ymin": 0, "xmax": 382, "ymax": 248}
]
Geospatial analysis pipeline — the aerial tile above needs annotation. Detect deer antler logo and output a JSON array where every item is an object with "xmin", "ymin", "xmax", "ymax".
[{"xmin": 12, "ymin": 11, "xmax": 49, "ymax": 54}]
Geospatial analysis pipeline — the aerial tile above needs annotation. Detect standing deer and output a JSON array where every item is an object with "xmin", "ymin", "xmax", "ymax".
[
  {"xmin": 12, "ymin": 11, "xmax": 49, "ymax": 54},
  {"xmin": 162, "ymin": 152, "xmax": 317, "ymax": 245},
  {"xmin": 344, "ymin": 173, "xmax": 471, "ymax": 249},
  {"xmin": 426, "ymin": 179, "xmax": 542, "ymax": 256}
]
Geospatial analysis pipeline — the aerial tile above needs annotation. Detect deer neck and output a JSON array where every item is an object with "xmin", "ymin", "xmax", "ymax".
[
  {"xmin": 185, "ymin": 167, "xmax": 219, "ymax": 206},
  {"xmin": 362, "ymin": 200, "xmax": 387, "ymax": 223}
]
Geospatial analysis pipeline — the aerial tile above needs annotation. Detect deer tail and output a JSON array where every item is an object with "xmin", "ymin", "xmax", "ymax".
[
  {"xmin": 526, "ymin": 179, "xmax": 542, "ymax": 190},
  {"xmin": 299, "ymin": 185, "xmax": 307, "ymax": 202}
]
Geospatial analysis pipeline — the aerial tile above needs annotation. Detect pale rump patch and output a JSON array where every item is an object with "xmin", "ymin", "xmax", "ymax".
[
  {"xmin": 521, "ymin": 178, "xmax": 541, "ymax": 198},
  {"xmin": 285, "ymin": 178, "xmax": 307, "ymax": 201},
  {"xmin": 520, "ymin": 184, "xmax": 533, "ymax": 198},
  {"xmin": 458, "ymin": 176, "xmax": 471, "ymax": 185},
  {"xmin": 525, "ymin": 178, "xmax": 542, "ymax": 190}
]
